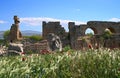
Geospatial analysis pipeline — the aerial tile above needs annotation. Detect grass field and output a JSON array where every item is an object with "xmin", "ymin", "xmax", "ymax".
[{"xmin": 0, "ymin": 48, "xmax": 120, "ymax": 78}]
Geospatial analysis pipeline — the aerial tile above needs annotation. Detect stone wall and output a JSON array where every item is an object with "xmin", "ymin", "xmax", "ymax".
[
  {"xmin": 42, "ymin": 21, "xmax": 66, "ymax": 38},
  {"xmin": 24, "ymin": 40, "xmax": 49, "ymax": 53},
  {"xmin": 42, "ymin": 21, "xmax": 120, "ymax": 50},
  {"xmin": 42, "ymin": 21, "xmax": 70, "ymax": 47},
  {"xmin": 96, "ymin": 34, "xmax": 120, "ymax": 48},
  {"xmin": 68, "ymin": 21, "xmax": 120, "ymax": 49},
  {"xmin": 69, "ymin": 21, "xmax": 120, "ymax": 36}
]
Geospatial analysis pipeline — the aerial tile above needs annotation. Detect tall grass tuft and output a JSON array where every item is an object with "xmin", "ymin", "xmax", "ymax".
[{"xmin": 0, "ymin": 48, "xmax": 120, "ymax": 78}]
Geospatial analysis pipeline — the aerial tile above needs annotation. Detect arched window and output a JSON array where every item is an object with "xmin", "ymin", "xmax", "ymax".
[
  {"xmin": 107, "ymin": 27, "xmax": 115, "ymax": 33},
  {"xmin": 85, "ymin": 27, "xmax": 97, "ymax": 35},
  {"xmin": 104, "ymin": 27, "xmax": 115, "ymax": 34}
]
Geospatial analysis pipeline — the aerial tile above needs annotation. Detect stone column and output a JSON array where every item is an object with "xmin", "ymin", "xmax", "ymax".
[{"xmin": 8, "ymin": 16, "xmax": 22, "ymax": 42}]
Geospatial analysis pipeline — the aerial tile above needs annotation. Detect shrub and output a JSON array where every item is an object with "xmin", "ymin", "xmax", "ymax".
[
  {"xmin": 24, "ymin": 35, "xmax": 43, "ymax": 41},
  {"xmin": 102, "ymin": 29, "xmax": 113, "ymax": 39},
  {"xmin": 0, "ymin": 49, "xmax": 120, "ymax": 77},
  {"xmin": 0, "ymin": 39, "xmax": 4, "ymax": 44},
  {"xmin": 3, "ymin": 30, "xmax": 10, "ymax": 40},
  {"xmin": 29, "ymin": 35, "xmax": 43, "ymax": 41},
  {"xmin": 86, "ymin": 32, "xmax": 94, "ymax": 37},
  {"xmin": 62, "ymin": 45, "xmax": 72, "ymax": 52}
]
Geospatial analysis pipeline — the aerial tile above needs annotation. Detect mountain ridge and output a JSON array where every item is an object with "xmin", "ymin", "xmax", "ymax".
[{"xmin": 0, "ymin": 30, "xmax": 42, "ymax": 39}]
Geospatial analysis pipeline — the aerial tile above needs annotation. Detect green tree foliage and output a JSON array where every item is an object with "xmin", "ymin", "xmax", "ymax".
[
  {"xmin": 0, "ymin": 39, "xmax": 4, "ymax": 44},
  {"xmin": 3, "ymin": 30, "xmax": 10, "ymax": 40},
  {"xmin": 86, "ymin": 32, "xmax": 94, "ymax": 37},
  {"xmin": 62, "ymin": 45, "xmax": 71, "ymax": 52},
  {"xmin": 102, "ymin": 29, "xmax": 113, "ymax": 39},
  {"xmin": 24, "ymin": 35, "xmax": 43, "ymax": 41},
  {"xmin": 29, "ymin": 35, "xmax": 43, "ymax": 41}
]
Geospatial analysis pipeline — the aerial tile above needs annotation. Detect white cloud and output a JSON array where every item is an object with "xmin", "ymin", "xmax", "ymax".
[
  {"xmin": 108, "ymin": 18, "xmax": 120, "ymax": 22},
  {"xmin": 20, "ymin": 17, "xmax": 86, "ymax": 26},
  {"xmin": 0, "ymin": 20, "xmax": 6, "ymax": 24}
]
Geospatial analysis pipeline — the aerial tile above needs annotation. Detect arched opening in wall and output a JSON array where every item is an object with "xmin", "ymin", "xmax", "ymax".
[
  {"xmin": 104, "ymin": 28, "xmax": 115, "ymax": 35},
  {"xmin": 107, "ymin": 27, "xmax": 116, "ymax": 33},
  {"xmin": 85, "ymin": 27, "xmax": 97, "ymax": 36},
  {"xmin": 119, "ymin": 43, "xmax": 120, "ymax": 47}
]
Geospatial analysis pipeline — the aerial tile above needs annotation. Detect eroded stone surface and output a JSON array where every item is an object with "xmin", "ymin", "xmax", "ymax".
[
  {"xmin": 46, "ymin": 33, "xmax": 62, "ymax": 51},
  {"xmin": 8, "ymin": 43, "xmax": 23, "ymax": 52},
  {"xmin": 43, "ymin": 21, "xmax": 120, "ymax": 50},
  {"xmin": 68, "ymin": 21, "xmax": 120, "ymax": 49},
  {"xmin": 8, "ymin": 16, "xmax": 22, "ymax": 42}
]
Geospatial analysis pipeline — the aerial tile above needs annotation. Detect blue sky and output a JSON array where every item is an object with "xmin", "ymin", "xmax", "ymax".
[{"xmin": 0, "ymin": 0, "xmax": 120, "ymax": 32}]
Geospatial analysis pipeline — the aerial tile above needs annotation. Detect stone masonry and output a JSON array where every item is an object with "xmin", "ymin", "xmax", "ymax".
[
  {"xmin": 8, "ymin": 16, "xmax": 22, "ymax": 42},
  {"xmin": 42, "ymin": 21, "xmax": 69, "ymax": 47},
  {"xmin": 68, "ymin": 21, "xmax": 120, "ymax": 49},
  {"xmin": 43, "ymin": 21, "xmax": 120, "ymax": 50},
  {"xmin": 42, "ymin": 21, "xmax": 66, "ymax": 38},
  {"xmin": 24, "ymin": 40, "xmax": 49, "ymax": 53}
]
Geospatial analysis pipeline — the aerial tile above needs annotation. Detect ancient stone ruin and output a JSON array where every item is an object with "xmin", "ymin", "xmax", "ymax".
[
  {"xmin": 4, "ymin": 15, "xmax": 120, "ymax": 53},
  {"xmin": 43, "ymin": 21, "xmax": 120, "ymax": 50},
  {"xmin": 23, "ymin": 40, "xmax": 49, "ymax": 53},
  {"xmin": 68, "ymin": 21, "xmax": 120, "ymax": 49},
  {"xmin": 8, "ymin": 16, "xmax": 22, "ymax": 42},
  {"xmin": 42, "ymin": 21, "xmax": 67, "ymax": 39},
  {"xmin": 46, "ymin": 33, "xmax": 62, "ymax": 51},
  {"xmin": 1, "ymin": 16, "xmax": 120, "ymax": 55},
  {"xmin": 42, "ymin": 21, "xmax": 70, "ymax": 47}
]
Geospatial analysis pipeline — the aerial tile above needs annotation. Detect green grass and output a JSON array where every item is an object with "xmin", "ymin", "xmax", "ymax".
[
  {"xmin": 0, "ymin": 39, "xmax": 4, "ymax": 44},
  {"xmin": 0, "ymin": 48, "xmax": 120, "ymax": 78},
  {"xmin": 24, "ymin": 35, "xmax": 43, "ymax": 41}
]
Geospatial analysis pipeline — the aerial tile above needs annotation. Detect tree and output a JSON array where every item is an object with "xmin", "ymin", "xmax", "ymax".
[
  {"xmin": 86, "ymin": 32, "xmax": 94, "ymax": 37},
  {"xmin": 3, "ymin": 30, "xmax": 10, "ymax": 40},
  {"xmin": 100, "ymin": 29, "xmax": 113, "ymax": 47},
  {"xmin": 102, "ymin": 29, "xmax": 113, "ymax": 39}
]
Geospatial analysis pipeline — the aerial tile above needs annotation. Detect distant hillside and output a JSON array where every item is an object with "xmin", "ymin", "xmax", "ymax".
[
  {"xmin": 0, "ymin": 31, "xmax": 4, "ymax": 39},
  {"xmin": 0, "ymin": 30, "xmax": 42, "ymax": 39},
  {"xmin": 21, "ymin": 30, "xmax": 42, "ymax": 36}
]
